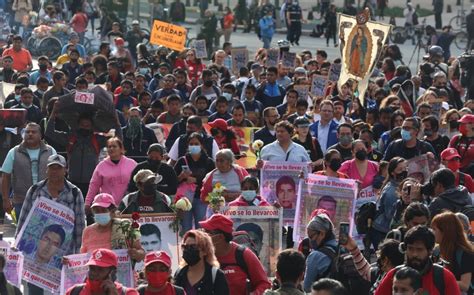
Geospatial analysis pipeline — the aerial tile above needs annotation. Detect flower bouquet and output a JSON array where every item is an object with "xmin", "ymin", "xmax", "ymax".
[
  {"xmin": 118, "ymin": 212, "xmax": 141, "ymax": 249},
  {"xmin": 206, "ymin": 182, "xmax": 226, "ymax": 213},
  {"xmin": 169, "ymin": 197, "xmax": 193, "ymax": 233},
  {"xmin": 252, "ymin": 140, "xmax": 264, "ymax": 159}
]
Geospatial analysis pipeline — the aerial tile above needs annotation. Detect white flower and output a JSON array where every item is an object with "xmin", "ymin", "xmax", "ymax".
[
  {"xmin": 252, "ymin": 140, "xmax": 264, "ymax": 151},
  {"xmin": 175, "ymin": 197, "xmax": 192, "ymax": 211}
]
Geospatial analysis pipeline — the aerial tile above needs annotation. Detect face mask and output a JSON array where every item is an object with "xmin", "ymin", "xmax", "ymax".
[
  {"xmin": 394, "ymin": 171, "xmax": 407, "ymax": 181},
  {"xmin": 424, "ymin": 129, "xmax": 433, "ymax": 137},
  {"xmin": 355, "ymin": 150, "xmax": 367, "ymax": 161},
  {"xmin": 138, "ymin": 67, "xmax": 150, "ymax": 75},
  {"xmin": 449, "ymin": 120, "xmax": 459, "ymax": 129},
  {"xmin": 459, "ymin": 124, "xmax": 469, "ymax": 136},
  {"xmin": 188, "ymin": 145, "xmax": 201, "ymax": 155},
  {"xmin": 242, "ymin": 190, "xmax": 257, "ymax": 201},
  {"xmin": 147, "ymin": 159, "xmax": 161, "ymax": 168},
  {"xmin": 39, "ymin": 64, "xmax": 48, "ymax": 71},
  {"xmin": 446, "ymin": 161, "xmax": 460, "ymax": 172},
  {"xmin": 14, "ymin": 95, "xmax": 20, "ymax": 101},
  {"xmin": 94, "ymin": 213, "xmax": 111, "ymax": 225},
  {"xmin": 401, "ymin": 129, "xmax": 412, "ymax": 141},
  {"xmin": 142, "ymin": 182, "xmax": 156, "ymax": 195},
  {"xmin": 182, "ymin": 247, "xmax": 201, "ymax": 266},
  {"xmin": 37, "ymin": 89, "xmax": 44, "ymax": 95},
  {"xmin": 21, "ymin": 103, "xmax": 32, "ymax": 109},
  {"xmin": 146, "ymin": 271, "xmax": 169, "ymax": 288},
  {"xmin": 204, "ymin": 80, "xmax": 213, "ymax": 87},
  {"xmin": 222, "ymin": 92, "xmax": 232, "ymax": 101},
  {"xmin": 85, "ymin": 278, "xmax": 103, "ymax": 292},
  {"xmin": 78, "ymin": 128, "xmax": 92, "ymax": 137},
  {"xmin": 339, "ymin": 135, "xmax": 352, "ymax": 146},
  {"xmin": 329, "ymin": 158, "xmax": 342, "ymax": 171}
]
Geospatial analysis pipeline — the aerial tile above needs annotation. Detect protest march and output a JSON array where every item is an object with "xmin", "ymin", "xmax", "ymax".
[{"xmin": 0, "ymin": 0, "xmax": 474, "ymax": 294}]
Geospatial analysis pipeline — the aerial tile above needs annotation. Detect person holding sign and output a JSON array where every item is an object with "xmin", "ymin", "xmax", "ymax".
[{"xmin": 0, "ymin": 254, "xmax": 22, "ymax": 295}]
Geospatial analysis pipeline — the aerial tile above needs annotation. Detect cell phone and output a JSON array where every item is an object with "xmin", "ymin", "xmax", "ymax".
[
  {"xmin": 339, "ymin": 222, "xmax": 350, "ymax": 245},
  {"xmin": 406, "ymin": 184, "xmax": 412, "ymax": 196},
  {"xmin": 182, "ymin": 165, "xmax": 190, "ymax": 172}
]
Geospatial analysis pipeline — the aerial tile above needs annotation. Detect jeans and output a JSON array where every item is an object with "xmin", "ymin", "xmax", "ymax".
[
  {"xmin": 262, "ymin": 36, "xmax": 272, "ymax": 49},
  {"xmin": 180, "ymin": 196, "xmax": 208, "ymax": 233},
  {"xmin": 369, "ymin": 227, "xmax": 387, "ymax": 250}
]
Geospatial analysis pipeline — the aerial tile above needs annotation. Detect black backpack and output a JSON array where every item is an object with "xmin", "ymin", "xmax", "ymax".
[
  {"xmin": 355, "ymin": 202, "xmax": 377, "ymax": 235},
  {"xmin": 412, "ymin": 12, "xmax": 419, "ymax": 25},
  {"xmin": 232, "ymin": 231, "xmax": 260, "ymax": 259}
]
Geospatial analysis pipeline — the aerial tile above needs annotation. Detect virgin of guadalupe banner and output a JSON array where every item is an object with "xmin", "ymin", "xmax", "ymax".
[
  {"xmin": 260, "ymin": 161, "xmax": 311, "ymax": 224},
  {"xmin": 219, "ymin": 206, "xmax": 282, "ymax": 277},
  {"xmin": 293, "ymin": 174, "xmax": 357, "ymax": 243},
  {"xmin": 122, "ymin": 213, "xmax": 180, "ymax": 273},
  {"xmin": 60, "ymin": 249, "xmax": 134, "ymax": 294},
  {"xmin": 338, "ymin": 9, "xmax": 391, "ymax": 106},
  {"xmin": 14, "ymin": 197, "xmax": 75, "ymax": 292}
]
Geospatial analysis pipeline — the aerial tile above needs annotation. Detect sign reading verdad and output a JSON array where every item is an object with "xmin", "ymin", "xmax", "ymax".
[{"xmin": 150, "ymin": 20, "xmax": 187, "ymax": 52}]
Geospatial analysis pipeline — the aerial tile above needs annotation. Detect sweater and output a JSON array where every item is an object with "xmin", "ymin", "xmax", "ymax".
[{"xmin": 200, "ymin": 165, "xmax": 249, "ymax": 202}]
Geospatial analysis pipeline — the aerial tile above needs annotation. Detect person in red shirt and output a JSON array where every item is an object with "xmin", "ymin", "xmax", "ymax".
[
  {"xmin": 2, "ymin": 35, "xmax": 33, "ymax": 72},
  {"xmin": 199, "ymin": 214, "xmax": 271, "ymax": 295},
  {"xmin": 70, "ymin": 7, "xmax": 89, "ymax": 43},
  {"xmin": 448, "ymin": 114, "xmax": 474, "ymax": 177},
  {"xmin": 66, "ymin": 248, "xmax": 139, "ymax": 295},
  {"xmin": 229, "ymin": 176, "xmax": 271, "ymax": 206},
  {"xmin": 208, "ymin": 118, "xmax": 241, "ymax": 155},
  {"xmin": 374, "ymin": 225, "xmax": 460, "ymax": 295},
  {"xmin": 137, "ymin": 251, "xmax": 185, "ymax": 294},
  {"xmin": 440, "ymin": 148, "xmax": 474, "ymax": 193}
]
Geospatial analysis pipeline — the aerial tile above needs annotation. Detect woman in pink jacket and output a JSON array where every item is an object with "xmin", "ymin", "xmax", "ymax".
[{"xmin": 85, "ymin": 137, "xmax": 137, "ymax": 214}]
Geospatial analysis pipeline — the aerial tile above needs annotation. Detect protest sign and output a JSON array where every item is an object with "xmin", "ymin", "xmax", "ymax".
[
  {"xmin": 328, "ymin": 63, "xmax": 342, "ymax": 82},
  {"xmin": 352, "ymin": 186, "xmax": 376, "ymax": 247},
  {"xmin": 14, "ymin": 197, "xmax": 75, "ymax": 292},
  {"xmin": 294, "ymin": 84, "xmax": 310, "ymax": 100},
  {"xmin": 407, "ymin": 154, "xmax": 432, "ymax": 184},
  {"xmin": 193, "ymin": 39, "xmax": 207, "ymax": 59},
  {"xmin": 281, "ymin": 52, "xmax": 296, "ymax": 69},
  {"xmin": 293, "ymin": 174, "xmax": 357, "ymax": 242},
  {"xmin": 260, "ymin": 161, "xmax": 311, "ymax": 224},
  {"xmin": 219, "ymin": 206, "xmax": 282, "ymax": 276},
  {"xmin": 150, "ymin": 20, "xmax": 187, "ymax": 51},
  {"xmin": 231, "ymin": 48, "xmax": 249, "ymax": 75},
  {"xmin": 146, "ymin": 123, "xmax": 172, "ymax": 147},
  {"xmin": 74, "ymin": 92, "xmax": 95, "ymax": 105},
  {"xmin": 60, "ymin": 249, "xmax": 134, "ymax": 294},
  {"xmin": 265, "ymin": 48, "xmax": 279, "ymax": 67},
  {"xmin": 122, "ymin": 213, "xmax": 180, "ymax": 273},
  {"xmin": 311, "ymin": 74, "xmax": 329, "ymax": 98},
  {"xmin": 5, "ymin": 249, "xmax": 23, "ymax": 288},
  {"xmin": 230, "ymin": 127, "xmax": 260, "ymax": 169}
]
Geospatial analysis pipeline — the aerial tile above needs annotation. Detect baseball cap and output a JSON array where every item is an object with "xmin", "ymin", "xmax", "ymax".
[
  {"xmin": 86, "ymin": 249, "xmax": 118, "ymax": 268},
  {"xmin": 307, "ymin": 213, "xmax": 334, "ymax": 232},
  {"xmin": 208, "ymin": 118, "xmax": 228, "ymax": 131},
  {"xmin": 199, "ymin": 214, "xmax": 234, "ymax": 234},
  {"xmin": 133, "ymin": 169, "xmax": 163, "ymax": 184},
  {"xmin": 144, "ymin": 251, "xmax": 172, "ymax": 268},
  {"xmin": 294, "ymin": 67, "xmax": 307, "ymax": 74},
  {"xmin": 148, "ymin": 143, "xmax": 166, "ymax": 155},
  {"xmin": 458, "ymin": 114, "xmax": 474, "ymax": 124},
  {"xmin": 132, "ymin": 20, "xmax": 140, "ymax": 25},
  {"xmin": 440, "ymin": 148, "xmax": 461, "ymax": 161},
  {"xmin": 91, "ymin": 193, "xmax": 116, "ymax": 208},
  {"xmin": 47, "ymin": 154, "xmax": 66, "ymax": 167}
]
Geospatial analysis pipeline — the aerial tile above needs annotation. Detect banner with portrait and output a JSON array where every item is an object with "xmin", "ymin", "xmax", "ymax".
[
  {"xmin": 260, "ymin": 161, "xmax": 311, "ymax": 224},
  {"xmin": 122, "ymin": 213, "xmax": 180, "ymax": 273},
  {"xmin": 293, "ymin": 174, "xmax": 357, "ymax": 242},
  {"xmin": 60, "ymin": 249, "xmax": 134, "ymax": 294},
  {"xmin": 311, "ymin": 75, "xmax": 329, "ymax": 98},
  {"xmin": 338, "ymin": 9, "xmax": 391, "ymax": 106},
  {"xmin": 231, "ymin": 48, "xmax": 249, "ymax": 75},
  {"xmin": 229, "ymin": 127, "xmax": 260, "ymax": 169},
  {"xmin": 146, "ymin": 123, "xmax": 172, "ymax": 147},
  {"xmin": 14, "ymin": 197, "xmax": 75, "ymax": 292},
  {"xmin": 406, "ymin": 154, "xmax": 439, "ymax": 184},
  {"xmin": 265, "ymin": 48, "xmax": 280, "ymax": 68},
  {"xmin": 5, "ymin": 249, "xmax": 23, "ymax": 288},
  {"xmin": 352, "ymin": 185, "xmax": 376, "ymax": 247},
  {"xmin": 219, "ymin": 206, "xmax": 282, "ymax": 276}
]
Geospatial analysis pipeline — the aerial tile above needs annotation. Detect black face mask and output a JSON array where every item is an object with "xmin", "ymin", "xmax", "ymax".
[
  {"xmin": 77, "ymin": 128, "xmax": 92, "ymax": 137},
  {"xmin": 182, "ymin": 246, "xmax": 201, "ymax": 266},
  {"xmin": 39, "ymin": 64, "xmax": 48, "ymax": 71},
  {"xmin": 355, "ymin": 150, "xmax": 367, "ymax": 161},
  {"xmin": 394, "ymin": 170, "xmax": 408, "ymax": 181},
  {"xmin": 204, "ymin": 80, "xmax": 213, "ymax": 87},
  {"xmin": 329, "ymin": 158, "xmax": 342, "ymax": 171},
  {"xmin": 147, "ymin": 159, "xmax": 161, "ymax": 169},
  {"xmin": 142, "ymin": 183, "xmax": 156, "ymax": 195},
  {"xmin": 449, "ymin": 120, "xmax": 459, "ymax": 129}
]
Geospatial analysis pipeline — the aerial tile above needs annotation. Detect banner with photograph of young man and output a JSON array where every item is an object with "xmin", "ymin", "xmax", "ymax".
[
  {"xmin": 293, "ymin": 174, "xmax": 357, "ymax": 243},
  {"xmin": 219, "ymin": 206, "xmax": 282, "ymax": 277}
]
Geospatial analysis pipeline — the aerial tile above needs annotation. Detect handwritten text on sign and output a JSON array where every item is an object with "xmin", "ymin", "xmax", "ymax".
[
  {"xmin": 74, "ymin": 92, "xmax": 94, "ymax": 105},
  {"xmin": 150, "ymin": 20, "xmax": 187, "ymax": 52}
]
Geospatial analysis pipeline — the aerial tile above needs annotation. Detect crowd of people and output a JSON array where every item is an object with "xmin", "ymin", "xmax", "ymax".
[{"xmin": 0, "ymin": 0, "xmax": 474, "ymax": 293}]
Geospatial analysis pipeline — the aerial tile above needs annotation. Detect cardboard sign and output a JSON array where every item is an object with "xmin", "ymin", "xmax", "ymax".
[
  {"xmin": 193, "ymin": 39, "xmax": 207, "ymax": 59},
  {"xmin": 328, "ymin": 63, "xmax": 342, "ymax": 82},
  {"xmin": 294, "ymin": 84, "xmax": 310, "ymax": 100},
  {"xmin": 311, "ymin": 74, "xmax": 329, "ymax": 98},
  {"xmin": 150, "ymin": 20, "xmax": 187, "ymax": 52},
  {"xmin": 231, "ymin": 47, "xmax": 249, "ymax": 75},
  {"xmin": 74, "ymin": 92, "xmax": 94, "ymax": 105},
  {"xmin": 281, "ymin": 52, "xmax": 296, "ymax": 69},
  {"xmin": 265, "ymin": 48, "xmax": 280, "ymax": 67}
]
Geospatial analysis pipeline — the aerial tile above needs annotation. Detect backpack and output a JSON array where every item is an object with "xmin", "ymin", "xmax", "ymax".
[
  {"xmin": 232, "ymin": 230, "xmax": 260, "ymax": 258},
  {"xmin": 318, "ymin": 246, "xmax": 371, "ymax": 294},
  {"xmin": 219, "ymin": 245, "xmax": 252, "ymax": 295},
  {"xmin": 71, "ymin": 284, "xmax": 127, "ymax": 295},
  {"xmin": 355, "ymin": 202, "xmax": 377, "ymax": 235},
  {"xmin": 460, "ymin": 205, "xmax": 474, "ymax": 225},
  {"xmin": 67, "ymin": 134, "xmax": 100, "ymax": 155}
]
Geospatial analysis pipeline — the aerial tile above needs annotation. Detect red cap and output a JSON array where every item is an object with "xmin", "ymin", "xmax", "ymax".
[
  {"xmin": 458, "ymin": 114, "xmax": 474, "ymax": 124},
  {"xmin": 309, "ymin": 208, "xmax": 329, "ymax": 220},
  {"xmin": 86, "ymin": 249, "xmax": 118, "ymax": 268},
  {"xmin": 115, "ymin": 37, "xmax": 125, "ymax": 46},
  {"xmin": 208, "ymin": 119, "xmax": 228, "ymax": 132},
  {"xmin": 144, "ymin": 251, "xmax": 172, "ymax": 268},
  {"xmin": 91, "ymin": 193, "xmax": 116, "ymax": 208},
  {"xmin": 199, "ymin": 214, "xmax": 233, "ymax": 234},
  {"xmin": 440, "ymin": 148, "xmax": 461, "ymax": 161}
]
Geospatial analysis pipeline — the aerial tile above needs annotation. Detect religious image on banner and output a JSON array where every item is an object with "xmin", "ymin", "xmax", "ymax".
[
  {"xmin": 14, "ymin": 197, "xmax": 75, "ymax": 292},
  {"xmin": 293, "ymin": 174, "xmax": 357, "ymax": 243},
  {"xmin": 122, "ymin": 213, "xmax": 180, "ymax": 273},
  {"xmin": 338, "ymin": 8, "xmax": 391, "ymax": 106},
  {"xmin": 260, "ymin": 161, "xmax": 311, "ymax": 224},
  {"xmin": 219, "ymin": 206, "xmax": 282, "ymax": 276},
  {"xmin": 60, "ymin": 249, "xmax": 134, "ymax": 294}
]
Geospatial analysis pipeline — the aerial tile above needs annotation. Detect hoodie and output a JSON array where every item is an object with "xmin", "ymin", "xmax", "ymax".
[{"xmin": 429, "ymin": 186, "xmax": 472, "ymax": 217}]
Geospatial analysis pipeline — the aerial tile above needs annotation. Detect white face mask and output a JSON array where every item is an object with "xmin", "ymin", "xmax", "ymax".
[{"xmin": 241, "ymin": 190, "xmax": 257, "ymax": 201}]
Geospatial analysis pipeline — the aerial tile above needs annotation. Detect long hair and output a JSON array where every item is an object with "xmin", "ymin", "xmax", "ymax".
[
  {"xmin": 180, "ymin": 230, "xmax": 219, "ymax": 268},
  {"xmin": 431, "ymin": 212, "xmax": 474, "ymax": 271},
  {"xmin": 381, "ymin": 157, "xmax": 406, "ymax": 190}
]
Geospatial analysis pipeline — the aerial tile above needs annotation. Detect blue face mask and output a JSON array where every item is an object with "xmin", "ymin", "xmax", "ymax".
[
  {"xmin": 241, "ymin": 190, "xmax": 257, "ymax": 201},
  {"xmin": 94, "ymin": 213, "xmax": 111, "ymax": 225},
  {"xmin": 188, "ymin": 145, "xmax": 201, "ymax": 155},
  {"xmin": 401, "ymin": 129, "xmax": 412, "ymax": 141},
  {"xmin": 138, "ymin": 67, "xmax": 150, "ymax": 75},
  {"xmin": 222, "ymin": 92, "xmax": 232, "ymax": 101}
]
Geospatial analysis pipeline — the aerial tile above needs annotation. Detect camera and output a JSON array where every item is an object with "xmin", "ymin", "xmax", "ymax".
[{"xmin": 420, "ymin": 182, "xmax": 434, "ymax": 196}]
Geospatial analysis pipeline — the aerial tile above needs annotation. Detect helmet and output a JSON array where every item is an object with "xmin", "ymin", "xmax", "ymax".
[
  {"xmin": 277, "ymin": 39, "xmax": 290, "ymax": 48},
  {"xmin": 428, "ymin": 45, "xmax": 444, "ymax": 57}
]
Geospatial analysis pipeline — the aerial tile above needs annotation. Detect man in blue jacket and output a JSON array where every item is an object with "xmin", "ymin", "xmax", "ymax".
[{"xmin": 309, "ymin": 100, "xmax": 338, "ymax": 153}]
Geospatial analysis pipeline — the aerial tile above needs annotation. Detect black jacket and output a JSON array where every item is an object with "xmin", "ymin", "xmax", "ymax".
[
  {"xmin": 127, "ymin": 160, "xmax": 178, "ymax": 195},
  {"xmin": 429, "ymin": 186, "xmax": 472, "ymax": 217},
  {"xmin": 174, "ymin": 263, "xmax": 229, "ymax": 295},
  {"xmin": 254, "ymin": 126, "xmax": 276, "ymax": 147}
]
